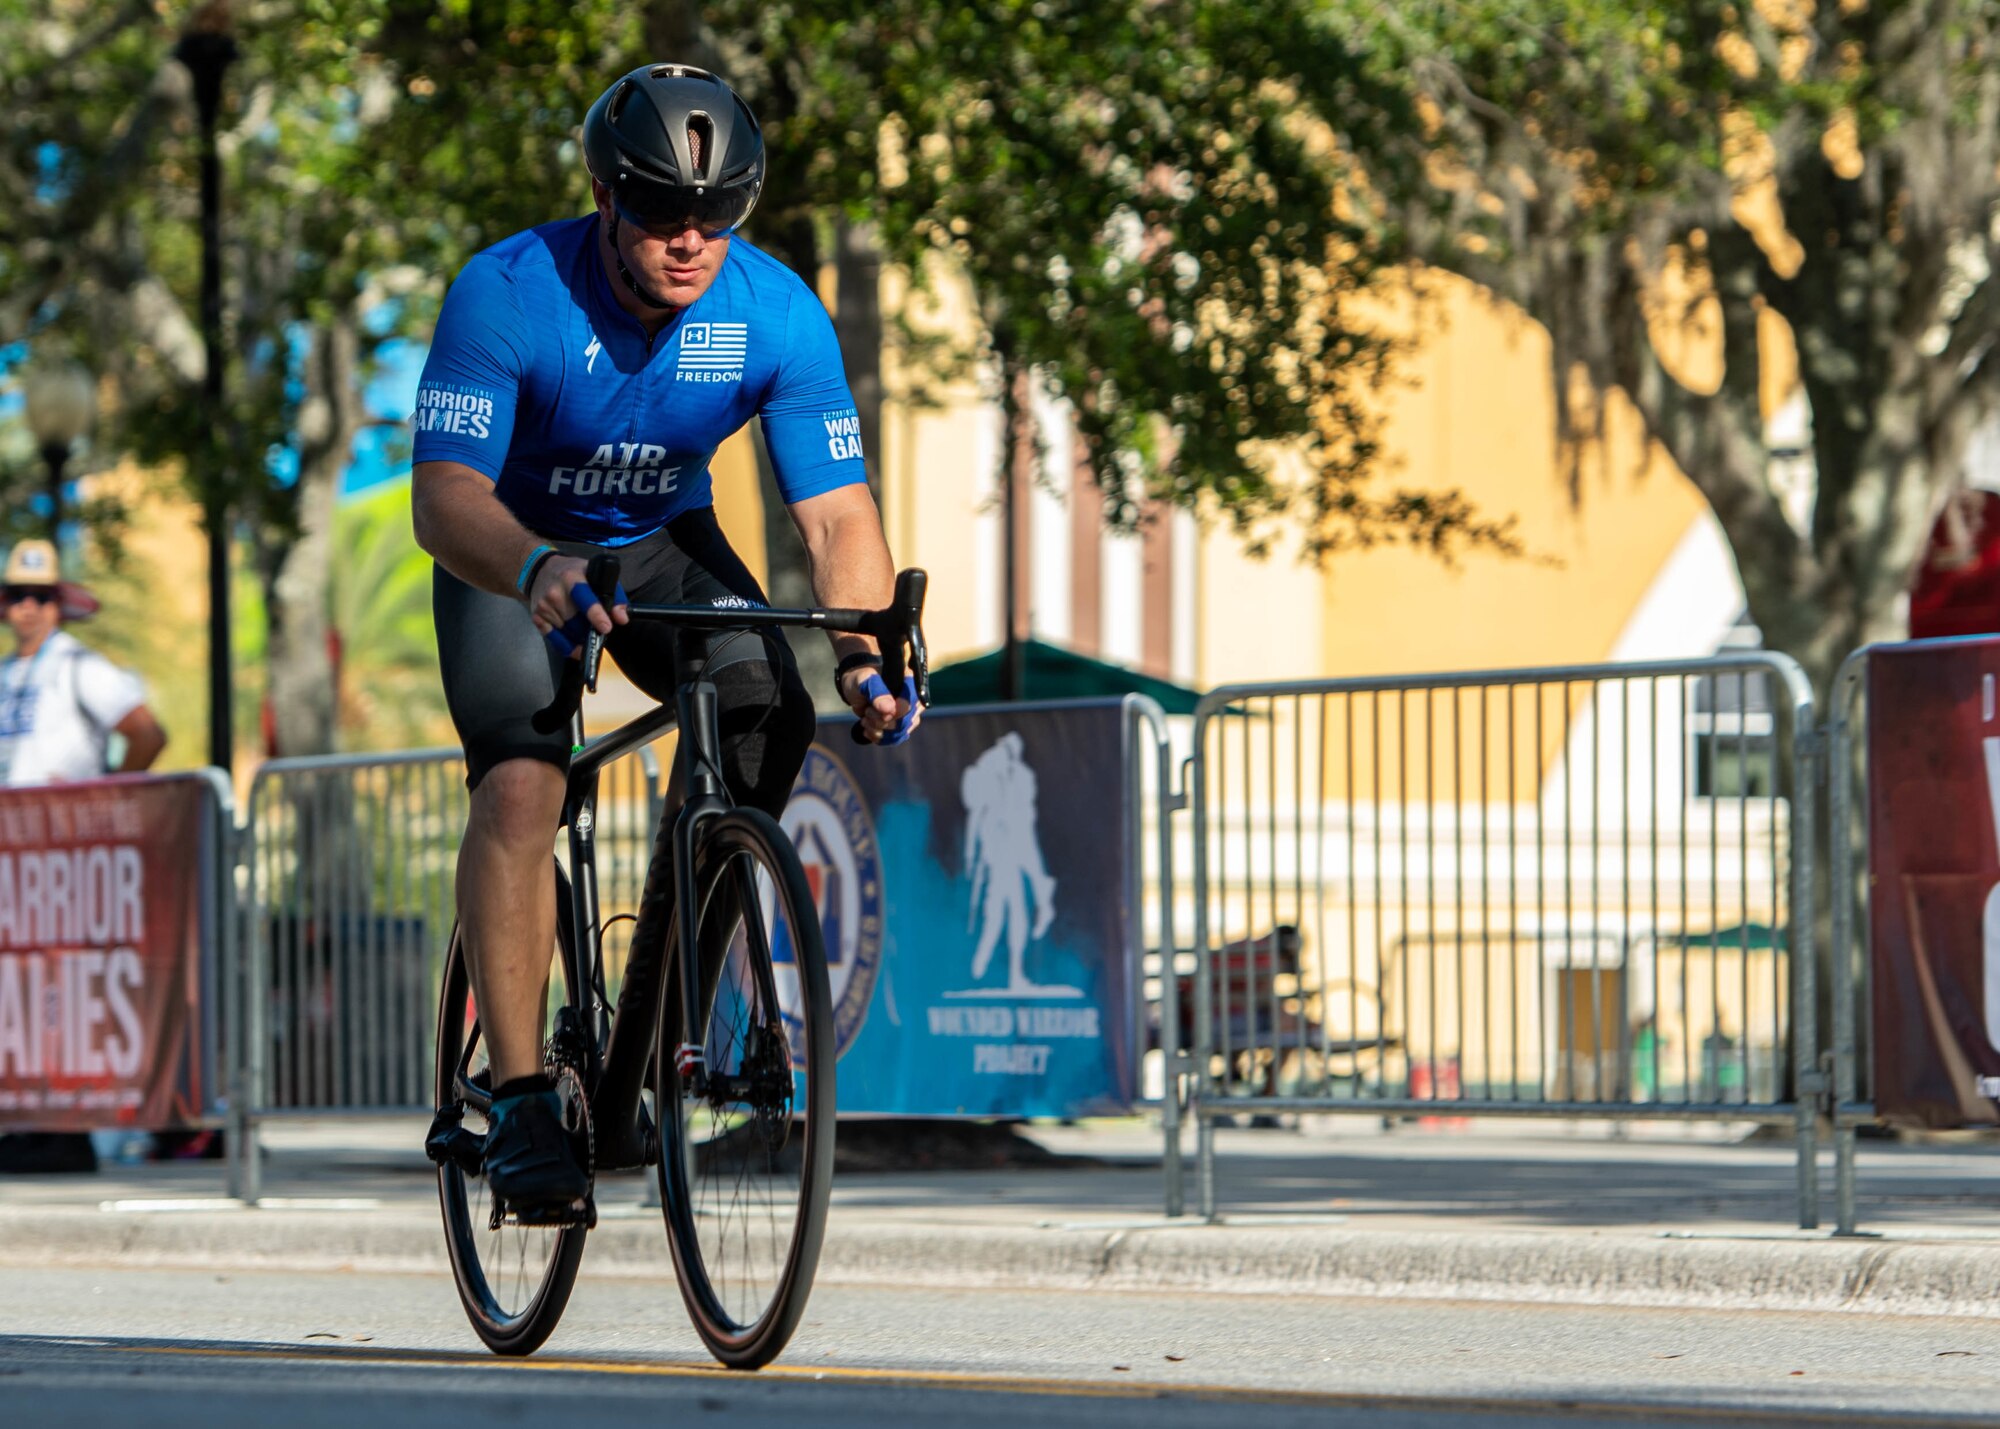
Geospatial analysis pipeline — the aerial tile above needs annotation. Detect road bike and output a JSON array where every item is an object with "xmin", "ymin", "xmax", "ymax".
[{"xmin": 425, "ymin": 558, "xmax": 929, "ymax": 1366}]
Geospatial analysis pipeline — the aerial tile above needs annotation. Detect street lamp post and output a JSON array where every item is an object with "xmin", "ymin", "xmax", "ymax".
[
  {"xmin": 23, "ymin": 364, "xmax": 95, "ymax": 539},
  {"xmin": 174, "ymin": 17, "xmax": 239, "ymax": 774}
]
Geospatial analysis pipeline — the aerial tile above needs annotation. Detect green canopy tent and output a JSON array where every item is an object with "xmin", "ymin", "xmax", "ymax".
[{"xmin": 926, "ymin": 637, "xmax": 1203, "ymax": 713}]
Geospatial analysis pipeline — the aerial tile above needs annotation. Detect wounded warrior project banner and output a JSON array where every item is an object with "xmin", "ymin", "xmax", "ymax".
[
  {"xmin": 0, "ymin": 777, "xmax": 213, "ymax": 1130},
  {"xmin": 781, "ymin": 700, "xmax": 1137, "ymax": 1117}
]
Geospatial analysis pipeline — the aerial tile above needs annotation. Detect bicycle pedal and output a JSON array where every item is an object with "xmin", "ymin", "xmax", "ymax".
[
  {"xmin": 424, "ymin": 1115, "xmax": 485, "ymax": 1177},
  {"xmin": 492, "ymin": 1194, "xmax": 596, "ymax": 1231}
]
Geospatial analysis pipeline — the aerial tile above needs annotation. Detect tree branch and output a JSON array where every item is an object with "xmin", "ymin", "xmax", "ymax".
[{"xmin": 1610, "ymin": 256, "xmax": 1800, "ymax": 572}]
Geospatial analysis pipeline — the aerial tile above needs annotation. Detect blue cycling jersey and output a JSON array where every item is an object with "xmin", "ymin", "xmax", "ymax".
[{"xmin": 411, "ymin": 216, "xmax": 867, "ymax": 545}]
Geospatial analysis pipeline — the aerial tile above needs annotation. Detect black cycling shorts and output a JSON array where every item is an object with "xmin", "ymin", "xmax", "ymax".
[{"xmin": 433, "ymin": 507, "xmax": 816, "ymax": 813}]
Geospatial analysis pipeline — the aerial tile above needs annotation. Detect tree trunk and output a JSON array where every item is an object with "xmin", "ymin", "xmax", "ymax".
[
  {"xmin": 834, "ymin": 215, "xmax": 885, "ymax": 501},
  {"xmin": 753, "ymin": 420, "xmax": 838, "ymax": 712},
  {"xmin": 645, "ymin": 0, "xmax": 715, "ymax": 65},
  {"xmin": 748, "ymin": 214, "xmax": 842, "ymax": 710},
  {"xmin": 265, "ymin": 317, "xmax": 361, "ymax": 758}
]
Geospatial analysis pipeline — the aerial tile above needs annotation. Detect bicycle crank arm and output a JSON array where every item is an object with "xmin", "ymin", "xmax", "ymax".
[{"xmin": 424, "ymin": 1109, "xmax": 485, "ymax": 1178}]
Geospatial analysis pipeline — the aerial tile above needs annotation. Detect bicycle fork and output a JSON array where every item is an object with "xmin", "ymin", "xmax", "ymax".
[{"xmin": 671, "ymin": 671, "xmax": 730, "ymax": 1097}]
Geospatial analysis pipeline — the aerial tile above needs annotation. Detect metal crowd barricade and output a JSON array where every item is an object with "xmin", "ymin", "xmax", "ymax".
[
  {"xmin": 1827, "ymin": 649, "xmax": 1871, "ymax": 1237},
  {"xmin": 1179, "ymin": 655, "xmax": 1823, "ymax": 1225},
  {"xmin": 1120, "ymin": 695, "xmax": 1189, "ymax": 1213},
  {"xmin": 229, "ymin": 743, "xmax": 664, "ymax": 1203},
  {"xmin": 186, "ymin": 768, "xmax": 240, "ymax": 1149}
]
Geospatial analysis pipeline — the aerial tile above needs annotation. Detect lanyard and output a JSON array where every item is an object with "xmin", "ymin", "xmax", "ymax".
[{"xmin": 0, "ymin": 636, "xmax": 58, "ymax": 737}]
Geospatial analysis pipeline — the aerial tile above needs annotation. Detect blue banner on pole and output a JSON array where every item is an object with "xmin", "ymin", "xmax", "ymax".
[{"xmin": 780, "ymin": 700, "xmax": 1136, "ymax": 1116}]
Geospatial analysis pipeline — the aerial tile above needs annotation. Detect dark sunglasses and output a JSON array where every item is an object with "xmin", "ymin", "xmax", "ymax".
[
  {"xmin": 3, "ymin": 587, "xmax": 57, "ymax": 606},
  {"xmin": 614, "ymin": 181, "xmax": 756, "ymax": 240}
]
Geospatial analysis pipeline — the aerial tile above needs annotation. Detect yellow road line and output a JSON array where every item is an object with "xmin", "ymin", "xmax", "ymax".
[{"xmin": 102, "ymin": 1342, "xmax": 1952, "ymax": 1425}]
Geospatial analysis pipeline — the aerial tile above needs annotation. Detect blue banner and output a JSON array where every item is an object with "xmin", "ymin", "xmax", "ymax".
[{"xmin": 779, "ymin": 699, "xmax": 1136, "ymax": 1116}]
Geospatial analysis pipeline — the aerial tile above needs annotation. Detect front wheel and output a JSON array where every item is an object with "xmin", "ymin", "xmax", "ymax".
[
  {"xmin": 433, "ymin": 864, "xmax": 588, "ymax": 1356},
  {"xmin": 657, "ymin": 807, "xmax": 836, "ymax": 1369}
]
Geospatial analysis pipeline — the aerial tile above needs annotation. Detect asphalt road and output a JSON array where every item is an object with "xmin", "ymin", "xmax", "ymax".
[{"xmin": 5, "ymin": 1264, "xmax": 2000, "ymax": 1427}]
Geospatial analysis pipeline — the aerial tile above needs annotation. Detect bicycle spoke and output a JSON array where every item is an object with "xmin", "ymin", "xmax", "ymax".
[
  {"xmin": 657, "ymin": 812, "xmax": 831, "ymax": 1368},
  {"xmin": 435, "ymin": 890, "xmax": 585, "ymax": 1356},
  {"xmin": 686, "ymin": 847, "xmax": 804, "ymax": 1328}
]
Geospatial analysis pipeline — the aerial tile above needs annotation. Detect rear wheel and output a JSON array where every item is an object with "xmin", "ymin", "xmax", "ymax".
[
  {"xmin": 433, "ymin": 864, "xmax": 588, "ymax": 1357},
  {"xmin": 657, "ymin": 808, "xmax": 835, "ymax": 1369}
]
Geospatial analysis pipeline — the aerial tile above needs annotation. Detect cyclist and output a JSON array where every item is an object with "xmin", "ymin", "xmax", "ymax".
[{"xmin": 410, "ymin": 63, "xmax": 919, "ymax": 1214}]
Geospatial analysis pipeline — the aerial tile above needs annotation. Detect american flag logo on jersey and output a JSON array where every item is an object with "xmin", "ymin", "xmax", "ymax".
[{"xmin": 677, "ymin": 321, "xmax": 749, "ymax": 382}]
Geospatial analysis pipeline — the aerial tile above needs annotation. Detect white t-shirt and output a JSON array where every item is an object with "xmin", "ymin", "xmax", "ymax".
[{"xmin": 0, "ymin": 630, "xmax": 147, "ymax": 785}]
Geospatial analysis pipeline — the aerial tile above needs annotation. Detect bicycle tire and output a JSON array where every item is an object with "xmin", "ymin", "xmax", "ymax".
[
  {"xmin": 656, "ymin": 807, "xmax": 835, "ymax": 1369},
  {"xmin": 434, "ymin": 862, "xmax": 589, "ymax": 1357}
]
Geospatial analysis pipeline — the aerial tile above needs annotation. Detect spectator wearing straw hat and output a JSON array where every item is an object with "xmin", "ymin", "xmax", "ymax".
[
  {"xmin": 0, "ymin": 539, "xmax": 167, "ymax": 1175},
  {"xmin": 0, "ymin": 539, "xmax": 165, "ymax": 787}
]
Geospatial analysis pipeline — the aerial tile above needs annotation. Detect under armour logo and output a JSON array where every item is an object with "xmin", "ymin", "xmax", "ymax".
[{"xmin": 585, "ymin": 335, "xmax": 602, "ymax": 375}]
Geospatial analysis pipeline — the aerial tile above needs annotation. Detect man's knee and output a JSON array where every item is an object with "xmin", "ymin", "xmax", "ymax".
[
  {"xmin": 713, "ymin": 648, "xmax": 816, "ymax": 816},
  {"xmin": 468, "ymin": 757, "xmax": 566, "ymax": 847}
]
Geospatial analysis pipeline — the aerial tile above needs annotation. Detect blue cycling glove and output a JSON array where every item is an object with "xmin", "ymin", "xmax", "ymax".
[
  {"xmin": 858, "ymin": 673, "xmax": 920, "ymax": 746},
  {"xmin": 544, "ymin": 580, "xmax": 630, "ymax": 659}
]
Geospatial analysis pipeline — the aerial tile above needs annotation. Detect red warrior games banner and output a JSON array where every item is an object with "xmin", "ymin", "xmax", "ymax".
[
  {"xmin": 1868, "ymin": 637, "xmax": 2000, "ymax": 1126},
  {"xmin": 0, "ymin": 777, "xmax": 214, "ymax": 1130}
]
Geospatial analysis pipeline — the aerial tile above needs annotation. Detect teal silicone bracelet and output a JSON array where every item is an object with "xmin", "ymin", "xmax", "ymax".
[{"xmin": 515, "ymin": 544, "xmax": 556, "ymax": 596}]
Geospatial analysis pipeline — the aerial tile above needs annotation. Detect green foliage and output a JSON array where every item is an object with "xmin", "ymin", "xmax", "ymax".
[
  {"xmin": 711, "ymin": 0, "xmax": 1517, "ymax": 558},
  {"xmin": 7, "ymin": 2, "xmax": 1521, "ymax": 569},
  {"xmin": 0, "ymin": 2, "xmax": 639, "ymax": 527},
  {"xmin": 1321, "ymin": 0, "xmax": 2000, "ymax": 669},
  {"xmin": 333, "ymin": 478, "xmax": 448, "ymax": 749},
  {"xmin": 2, "ymin": 0, "xmax": 1552, "ymax": 772}
]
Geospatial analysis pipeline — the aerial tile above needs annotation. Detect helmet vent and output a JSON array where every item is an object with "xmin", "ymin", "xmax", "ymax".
[
  {"xmin": 687, "ymin": 115, "xmax": 713, "ymax": 179},
  {"xmin": 607, "ymin": 79, "xmax": 635, "ymax": 125}
]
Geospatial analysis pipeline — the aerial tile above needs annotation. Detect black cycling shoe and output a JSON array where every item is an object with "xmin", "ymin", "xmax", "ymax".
[{"xmin": 483, "ymin": 1088, "xmax": 589, "ymax": 1209}]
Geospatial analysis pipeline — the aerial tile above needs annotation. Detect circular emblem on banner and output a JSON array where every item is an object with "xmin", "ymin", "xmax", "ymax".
[{"xmin": 772, "ymin": 746, "xmax": 883, "ymax": 1063}]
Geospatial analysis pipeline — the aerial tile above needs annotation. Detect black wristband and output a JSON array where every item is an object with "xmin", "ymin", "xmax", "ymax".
[
  {"xmin": 520, "ymin": 547, "xmax": 559, "ymax": 599},
  {"xmin": 834, "ymin": 651, "xmax": 885, "ymax": 685}
]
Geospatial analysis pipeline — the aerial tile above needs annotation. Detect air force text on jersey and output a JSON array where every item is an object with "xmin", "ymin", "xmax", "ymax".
[{"xmin": 548, "ymin": 442, "xmax": 683, "ymax": 497}]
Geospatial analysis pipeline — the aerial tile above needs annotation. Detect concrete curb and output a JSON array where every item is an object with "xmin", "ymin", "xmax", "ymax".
[{"xmin": 6, "ymin": 1206, "xmax": 2000, "ymax": 1319}]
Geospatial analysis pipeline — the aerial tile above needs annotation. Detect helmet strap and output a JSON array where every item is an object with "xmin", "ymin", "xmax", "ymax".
[{"xmin": 607, "ymin": 212, "xmax": 675, "ymax": 311}]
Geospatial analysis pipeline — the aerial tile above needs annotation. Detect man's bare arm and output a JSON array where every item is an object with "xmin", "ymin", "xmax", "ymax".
[
  {"xmin": 788, "ymin": 484, "xmax": 895, "ymax": 658},
  {"xmin": 112, "ymin": 707, "xmax": 166, "ymax": 772},
  {"xmin": 788, "ymin": 483, "xmax": 917, "ymax": 741},
  {"xmin": 411, "ymin": 461, "xmax": 549, "ymax": 598},
  {"xmin": 412, "ymin": 460, "xmax": 624, "ymax": 640}
]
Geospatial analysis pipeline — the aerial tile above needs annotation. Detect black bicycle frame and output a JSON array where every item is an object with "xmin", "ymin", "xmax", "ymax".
[{"xmin": 530, "ymin": 575, "xmax": 929, "ymax": 1172}]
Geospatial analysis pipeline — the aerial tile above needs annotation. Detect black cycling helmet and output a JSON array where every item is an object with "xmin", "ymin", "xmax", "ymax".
[{"xmin": 583, "ymin": 63, "xmax": 765, "ymax": 236}]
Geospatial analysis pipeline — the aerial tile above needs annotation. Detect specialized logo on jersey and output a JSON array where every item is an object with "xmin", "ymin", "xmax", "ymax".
[
  {"xmin": 822, "ymin": 409, "xmax": 864, "ymax": 462},
  {"xmin": 771, "ymin": 747, "xmax": 882, "ymax": 1064},
  {"xmin": 678, "ymin": 322, "xmax": 748, "ymax": 383},
  {"xmin": 584, "ymin": 334, "xmax": 602, "ymax": 375},
  {"xmin": 411, "ymin": 383, "xmax": 498, "ymax": 439}
]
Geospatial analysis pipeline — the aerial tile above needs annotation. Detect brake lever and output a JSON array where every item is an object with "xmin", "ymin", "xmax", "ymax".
[
  {"xmin": 849, "ymin": 567, "xmax": 930, "ymax": 746},
  {"xmin": 528, "ymin": 554, "xmax": 622, "ymax": 735},
  {"xmin": 910, "ymin": 620, "xmax": 931, "ymax": 710},
  {"xmin": 580, "ymin": 554, "xmax": 619, "ymax": 695}
]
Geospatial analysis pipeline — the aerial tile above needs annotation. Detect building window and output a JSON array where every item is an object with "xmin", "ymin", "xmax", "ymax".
[{"xmin": 1689, "ymin": 616, "xmax": 1776, "ymax": 799}]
